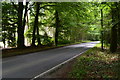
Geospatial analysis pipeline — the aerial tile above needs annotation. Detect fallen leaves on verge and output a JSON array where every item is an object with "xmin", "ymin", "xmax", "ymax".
[{"xmin": 69, "ymin": 47, "xmax": 120, "ymax": 79}]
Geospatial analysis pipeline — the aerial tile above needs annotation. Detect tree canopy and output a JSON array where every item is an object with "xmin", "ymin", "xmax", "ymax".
[{"xmin": 1, "ymin": 1, "xmax": 120, "ymax": 53}]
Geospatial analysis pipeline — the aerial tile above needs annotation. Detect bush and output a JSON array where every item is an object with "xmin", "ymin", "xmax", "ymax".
[{"xmin": 58, "ymin": 39, "xmax": 71, "ymax": 45}]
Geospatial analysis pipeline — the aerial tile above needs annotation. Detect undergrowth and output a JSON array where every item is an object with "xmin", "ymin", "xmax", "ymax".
[{"xmin": 69, "ymin": 43, "xmax": 120, "ymax": 79}]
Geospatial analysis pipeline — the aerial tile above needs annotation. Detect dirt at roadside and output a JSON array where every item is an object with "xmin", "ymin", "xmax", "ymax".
[
  {"xmin": 43, "ymin": 48, "xmax": 120, "ymax": 79},
  {"xmin": 44, "ymin": 58, "xmax": 77, "ymax": 78}
]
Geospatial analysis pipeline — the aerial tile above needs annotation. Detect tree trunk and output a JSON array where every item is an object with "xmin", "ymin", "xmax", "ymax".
[
  {"xmin": 36, "ymin": 22, "xmax": 41, "ymax": 46},
  {"xmin": 101, "ymin": 9, "xmax": 104, "ymax": 50},
  {"xmin": 117, "ymin": 3, "xmax": 120, "ymax": 46},
  {"xmin": 22, "ymin": 2, "xmax": 28, "ymax": 30},
  {"xmin": 118, "ymin": 24, "xmax": 120, "ymax": 46},
  {"xmin": 55, "ymin": 10, "xmax": 60, "ymax": 46},
  {"xmin": 110, "ymin": 7, "xmax": 117, "ymax": 52},
  {"xmin": 32, "ymin": 2, "xmax": 41, "ymax": 46},
  {"xmin": 36, "ymin": 3, "xmax": 42, "ymax": 46},
  {"xmin": 17, "ymin": 2, "xmax": 24, "ymax": 48},
  {"xmin": 110, "ymin": 26, "xmax": 117, "ymax": 52}
]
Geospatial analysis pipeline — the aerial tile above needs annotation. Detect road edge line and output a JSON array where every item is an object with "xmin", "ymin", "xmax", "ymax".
[{"xmin": 31, "ymin": 49, "xmax": 88, "ymax": 80}]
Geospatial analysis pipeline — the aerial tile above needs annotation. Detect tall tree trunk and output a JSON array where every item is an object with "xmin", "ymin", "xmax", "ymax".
[
  {"xmin": 32, "ymin": 2, "xmax": 41, "ymax": 46},
  {"xmin": 101, "ymin": 9, "xmax": 104, "ymax": 50},
  {"xmin": 17, "ymin": 2, "xmax": 24, "ymax": 48},
  {"xmin": 117, "ymin": 3, "xmax": 120, "ymax": 46},
  {"xmin": 110, "ymin": 7, "xmax": 117, "ymax": 52},
  {"xmin": 118, "ymin": 22, "xmax": 120, "ymax": 46},
  {"xmin": 17, "ymin": 1, "xmax": 28, "ymax": 48},
  {"xmin": 36, "ymin": 3, "xmax": 42, "ymax": 46},
  {"xmin": 110, "ymin": 26, "xmax": 117, "ymax": 52},
  {"xmin": 36, "ymin": 22, "xmax": 41, "ymax": 46},
  {"xmin": 55, "ymin": 10, "xmax": 60, "ymax": 46}
]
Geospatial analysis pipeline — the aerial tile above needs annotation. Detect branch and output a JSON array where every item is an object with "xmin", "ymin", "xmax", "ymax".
[
  {"xmin": 8, "ymin": 23, "xmax": 17, "ymax": 26},
  {"xmin": 40, "ymin": 5, "xmax": 56, "ymax": 9},
  {"xmin": 22, "ymin": 2, "xmax": 29, "ymax": 27},
  {"xmin": 27, "ymin": 2, "xmax": 35, "ymax": 11},
  {"xmin": 112, "ymin": 20, "xmax": 120, "ymax": 28},
  {"xmin": 11, "ymin": 2, "xmax": 18, "ymax": 10}
]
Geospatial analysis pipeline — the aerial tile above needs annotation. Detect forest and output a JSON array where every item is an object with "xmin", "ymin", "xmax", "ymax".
[
  {"xmin": 1, "ymin": 0, "xmax": 120, "ymax": 79},
  {"xmin": 1, "ymin": 1, "xmax": 120, "ymax": 54}
]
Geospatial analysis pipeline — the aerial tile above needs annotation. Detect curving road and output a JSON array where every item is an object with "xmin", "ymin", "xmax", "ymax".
[{"xmin": 2, "ymin": 41, "xmax": 100, "ymax": 78}]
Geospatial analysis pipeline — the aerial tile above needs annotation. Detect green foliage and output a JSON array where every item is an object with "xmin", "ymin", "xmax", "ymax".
[
  {"xmin": 2, "ymin": 2, "xmax": 119, "ymax": 50},
  {"xmin": 2, "ymin": 2, "xmax": 17, "ymax": 47},
  {"xmin": 1, "ymin": 2, "xmax": 102, "ymax": 48},
  {"xmin": 58, "ymin": 39, "xmax": 72, "ymax": 45},
  {"xmin": 41, "ymin": 35, "xmax": 54, "ymax": 46}
]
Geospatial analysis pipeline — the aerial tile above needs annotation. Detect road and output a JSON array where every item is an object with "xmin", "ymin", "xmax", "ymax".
[{"xmin": 2, "ymin": 41, "xmax": 99, "ymax": 78}]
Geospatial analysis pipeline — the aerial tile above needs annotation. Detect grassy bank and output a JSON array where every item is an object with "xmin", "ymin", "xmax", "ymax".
[{"xmin": 69, "ymin": 43, "xmax": 120, "ymax": 79}]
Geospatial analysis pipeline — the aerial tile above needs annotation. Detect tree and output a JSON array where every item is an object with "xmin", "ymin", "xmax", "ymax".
[
  {"xmin": 17, "ymin": 1, "xmax": 29, "ymax": 48},
  {"xmin": 32, "ymin": 2, "xmax": 42, "ymax": 46},
  {"xmin": 2, "ymin": 2, "xmax": 119, "ymax": 52},
  {"xmin": 17, "ymin": 2, "xmax": 24, "ymax": 48},
  {"xmin": 101, "ymin": 9, "xmax": 104, "ymax": 50},
  {"xmin": 2, "ymin": 2, "xmax": 17, "ymax": 47},
  {"xmin": 55, "ymin": 10, "xmax": 60, "ymax": 46},
  {"xmin": 110, "ymin": 3, "xmax": 118, "ymax": 52}
]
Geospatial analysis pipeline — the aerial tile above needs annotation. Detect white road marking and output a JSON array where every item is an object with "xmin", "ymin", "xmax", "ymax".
[{"xmin": 31, "ymin": 50, "xmax": 87, "ymax": 80}]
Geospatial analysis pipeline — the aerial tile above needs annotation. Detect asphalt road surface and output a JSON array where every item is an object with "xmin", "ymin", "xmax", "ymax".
[{"xmin": 2, "ymin": 41, "xmax": 100, "ymax": 78}]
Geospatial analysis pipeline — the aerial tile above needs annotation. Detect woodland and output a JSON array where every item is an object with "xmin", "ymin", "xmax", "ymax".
[{"xmin": 1, "ymin": 1, "xmax": 120, "ymax": 54}]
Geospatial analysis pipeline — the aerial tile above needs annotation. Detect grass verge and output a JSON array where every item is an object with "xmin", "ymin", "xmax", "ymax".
[{"xmin": 69, "ymin": 43, "xmax": 120, "ymax": 79}]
